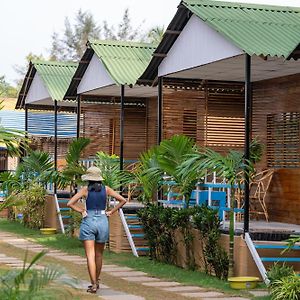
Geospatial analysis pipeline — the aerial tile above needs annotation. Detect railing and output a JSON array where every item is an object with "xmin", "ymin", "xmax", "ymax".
[
  {"xmin": 119, "ymin": 208, "xmax": 139, "ymax": 257},
  {"xmin": 244, "ymin": 232, "xmax": 269, "ymax": 285}
]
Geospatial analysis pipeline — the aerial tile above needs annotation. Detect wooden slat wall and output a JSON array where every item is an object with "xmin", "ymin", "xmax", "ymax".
[
  {"xmin": 81, "ymin": 104, "xmax": 115, "ymax": 157},
  {"xmin": 206, "ymin": 89, "xmax": 244, "ymax": 152},
  {"xmin": 0, "ymin": 149, "xmax": 7, "ymax": 171},
  {"xmin": 162, "ymin": 82, "xmax": 244, "ymax": 151},
  {"xmin": 252, "ymin": 73, "xmax": 300, "ymax": 224},
  {"xmin": 29, "ymin": 136, "xmax": 72, "ymax": 159},
  {"xmin": 146, "ymin": 97, "xmax": 158, "ymax": 149},
  {"xmin": 267, "ymin": 112, "xmax": 300, "ymax": 168},
  {"xmin": 163, "ymin": 88, "xmax": 206, "ymax": 145},
  {"xmin": 81, "ymin": 102, "xmax": 147, "ymax": 160}
]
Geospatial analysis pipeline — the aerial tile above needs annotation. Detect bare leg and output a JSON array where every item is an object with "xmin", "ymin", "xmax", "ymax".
[
  {"xmin": 95, "ymin": 242, "xmax": 105, "ymax": 281},
  {"xmin": 83, "ymin": 240, "xmax": 97, "ymax": 284}
]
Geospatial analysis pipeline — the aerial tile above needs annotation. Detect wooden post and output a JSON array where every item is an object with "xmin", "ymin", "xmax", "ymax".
[
  {"xmin": 120, "ymin": 85, "xmax": 125, "ymax": 171},
  {"xmin": 76, "ymin": 95, "xmax": 81, "ymax": 139},
  {"xmin": 244, "ymin": 54, "xmax": 252, "ymax": 233},
  {"xmin": 25, "ymin": 104, "xmax": 28, "ymax": 134},
  {"xmin": 54, "ymin": 100, "xmax": 58, "ymax": 194},
  {"xmin": 158, "ymin": 77, "xmax": 163, "ymax": 144},
  {"xmin": 21, "ymin": 104, "xmax": 29, "ymax": 158}
]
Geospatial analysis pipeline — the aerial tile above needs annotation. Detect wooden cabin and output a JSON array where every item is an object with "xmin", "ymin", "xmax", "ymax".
[
  {"xmin": 16, "ymin": 60, "xmax": 78, "ymax": 165},
  {"xmin": 64, "ymin": 40, "xmax": 158, "ymax": 161},
  {"xmin": 139, "ymin": 0, "xmax": 300, "ymax": 227}
]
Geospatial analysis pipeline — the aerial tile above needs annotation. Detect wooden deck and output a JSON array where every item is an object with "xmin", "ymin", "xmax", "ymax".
[{"xmin": 223, "ymin": 220, "xmax": 300, "ymax": 236}]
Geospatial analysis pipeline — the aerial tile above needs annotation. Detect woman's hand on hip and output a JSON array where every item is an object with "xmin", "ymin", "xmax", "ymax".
[
  {"xmin": 81, "ymin": 210, "xmax": 88, "ymax": 218},
  {"xmin": 106, "ymin": 210, "xmax": 113, "ymax": 217}
]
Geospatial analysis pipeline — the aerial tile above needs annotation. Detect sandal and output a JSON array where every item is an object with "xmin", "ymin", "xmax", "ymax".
[
  {"xmin": 86, "ymin": 283, "xmax": 97, "ymax": 293},
  {"xmin": 87, "ymin": 279, "xmax": 100, "ymax": 293}
]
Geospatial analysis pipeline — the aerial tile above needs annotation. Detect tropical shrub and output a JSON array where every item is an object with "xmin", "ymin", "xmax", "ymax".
[
  {"xmin": 138, "ymin": 204, "xmax": 228, "ymax": 275},
  {"xmin": 193, "ymin": 205, "xmax": 229, "ymax": 279},
  {"xmin": 266, "ymin": 263, "xmax": 294, "ymax": 287},
  {"xmin": 65, "ymin": 209, "xmax": 82, "ymax": 237},
  {"xmin": 179, "ymin": 140, "xmax": 262, "ymax": 276},
  {"xmin": 171, "ymin": 207, "xmax": 195, "ymax": 270},
  {"xmin": 270, "ymin": 274, "xmax": 300, "ymax": 300},
  {"xmin": 0, "ymin": 151, "xmax": 53, "ymax": 224},
  {"xmin": 137, "ymin": 204, "xmax": 177, "ymax": 263},
  {"xmin": 18, "ymin": 183, "xmax": 46, "ymax": 229}
]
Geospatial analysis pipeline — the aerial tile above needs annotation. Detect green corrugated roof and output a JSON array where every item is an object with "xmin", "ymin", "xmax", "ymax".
[
  {"xmin": 88, "ymin": 39, "xmax": 157, "ymax": 85},
  {"xmin": 183, "ymin": 0, "xmax": 300, "ymax": 58},
  {"xmin": 33, "ymin": 60, "xmax": 78, "ymax": 101}
]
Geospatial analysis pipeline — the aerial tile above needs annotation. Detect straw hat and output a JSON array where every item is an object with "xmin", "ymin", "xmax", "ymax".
[{"xmin": 81, "ymin": 166, "xmax": 104, "ymax": 181}]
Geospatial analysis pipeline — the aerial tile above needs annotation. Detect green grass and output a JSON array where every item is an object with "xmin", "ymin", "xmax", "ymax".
[
  {"xmin": 0, "ymin": 218, "xmax": 267, "ymax": 297},
  {"xmin": 0, "ymin": 218, "xmax": 85, "ymax": 256},
  {"xmin": 104, "ymin": 250, "xmax": 239, "ymax": 293}
]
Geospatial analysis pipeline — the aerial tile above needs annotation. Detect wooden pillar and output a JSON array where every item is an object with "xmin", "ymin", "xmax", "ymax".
[
  {"xmin": 54, "ymin": 100, "xmax": 58, "ymax": 193},
  {"xmin": 25, "ymin": 104, "xmax": 28, "ymax": 134},
  {"xmin": 120, "ymin": 85, "xmax": 125, "ymax": 171},
  {"xmin": 76, "ymin": 95, "xmax": 81, "ymax": 139},
  {"xmin": 158, "ymin": 76, "xmax": 163, "ymax": 144},
  {"xmin": 22, "ymin": 104, "xmax": 29, "ymax": 158},
  {"xmin": 244, "ymin": 54, "xmax": 252, "ymax": 233}
]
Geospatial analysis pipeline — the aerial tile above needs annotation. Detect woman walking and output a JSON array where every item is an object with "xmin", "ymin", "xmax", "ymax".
[{"xmin": 67, "ymin": 166, "xmax": 127, "ymax": 293}]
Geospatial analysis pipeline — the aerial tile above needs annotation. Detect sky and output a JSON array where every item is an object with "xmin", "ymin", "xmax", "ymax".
[{"xmin": 1, "ymin": 0, "xmax": 300, "ymax": 85}]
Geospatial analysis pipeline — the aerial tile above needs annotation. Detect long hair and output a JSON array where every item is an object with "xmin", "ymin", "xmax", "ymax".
[{"xmin": 88, "ymin": 180, "xmax": 102, "ymax": 192}]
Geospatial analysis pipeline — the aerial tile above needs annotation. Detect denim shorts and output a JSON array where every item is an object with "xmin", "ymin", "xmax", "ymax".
[{"xmin": 79, "ymin": 210, "xmax": 109, "ymax": 243}]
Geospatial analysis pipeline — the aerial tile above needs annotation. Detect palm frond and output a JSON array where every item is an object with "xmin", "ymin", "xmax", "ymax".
[
  {"xmin": 66, "ymin": 137, "xmax": 90, "ymax": 165},
  {"xmin": 22, "ymin": 150, "xmax": 54, "ymax": 175},
  {"xmin": 0, "ymin": 126, "xmax": 28, "ymax": 157}
]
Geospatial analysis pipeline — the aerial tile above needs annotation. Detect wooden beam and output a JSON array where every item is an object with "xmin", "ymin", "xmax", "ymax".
[
  {"xmin": 152, "ymin": 53, "xmax": 167, "ymax": 58},
  {"xmin": 165, "ymin": 29, "xmax": 181, "ymax": 35},
  {"xmin": 79, "ymin": 60, "xmax": 90, "ymax": 64}
]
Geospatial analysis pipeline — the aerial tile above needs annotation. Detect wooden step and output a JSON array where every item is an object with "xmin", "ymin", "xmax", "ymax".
[
  {"xmin": 131, "ymin": 233, "xmax": 145, "ymax": 238},
  {"xmin": 261, "ymin": 257, "xmax": 300, "ymax": 262},
  {"xmin": 136, "ymin": 247, "xmax": 150, "ymax": 252},
  {"xmin": 255, "ymin": 244, "xmax": 300, "ymax": 250}
]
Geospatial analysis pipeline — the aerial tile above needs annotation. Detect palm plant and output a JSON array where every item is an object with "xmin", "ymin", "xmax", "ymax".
[
  {"xmin": 0, "ymin": 251, "xmax": 74, "ymax": 299},
  {"xmin": 179, "ymin": 140, "xmax": 262, "ymax": 276},
  {"xmin": 21, "ymin": 150, "xmax": 56, "ymax": 184},
  {"xmin": 57, "ymin": 137, "xmax": 90, "ymax": 193},
  {"xmin": 131, "ymin": 135, "xmax": 199, "ymax": 203},
  {"xmin": 134, "ymin": 146, "xmax": 162, "ymax": 202},
  {"xmin": 95, "ymin": 151, "xmax": 122, "ymax": 190},
  {"xmin": 0, "ymin": 100, "xmax": 28, "ymax": 157},
  {"xmin": 0, "ymin": 150, "xmax": 56, "ymax": 220},
  {"xmin": 0, "ymin": 150, "xmax": 56, "ymax": 193},
  {"xmin": 158, "ymin": 135, "xmax": 200, "ymax": 206}
]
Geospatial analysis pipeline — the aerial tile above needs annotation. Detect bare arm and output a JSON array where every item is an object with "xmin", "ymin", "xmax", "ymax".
[
  {"xmin": 67, "ymin": 187, "xmax": 88, "ymax": 215},
  {"xmin": 106, "ymin": 186, "xmax": 127, "ymax": 216}
]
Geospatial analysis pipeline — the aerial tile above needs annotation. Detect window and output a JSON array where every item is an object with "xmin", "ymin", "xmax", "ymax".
[{"xmin": 267, "ymin": 112, "xmax": 300, "ymax": 168}]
